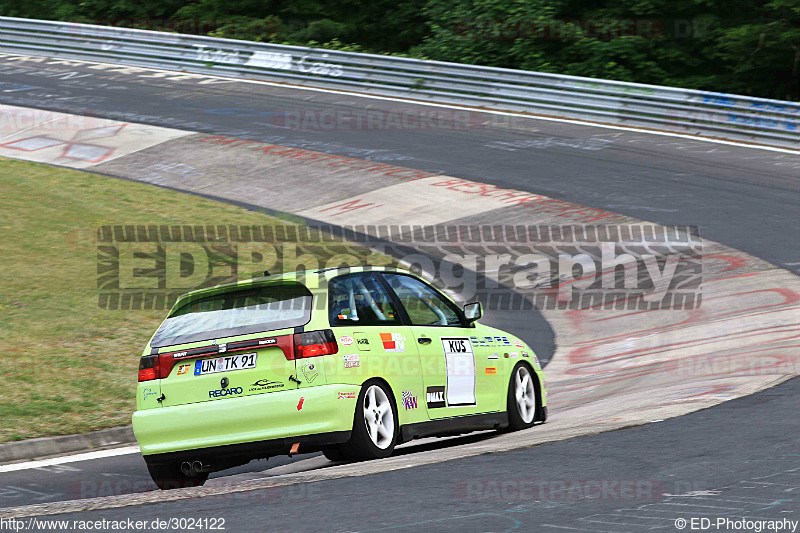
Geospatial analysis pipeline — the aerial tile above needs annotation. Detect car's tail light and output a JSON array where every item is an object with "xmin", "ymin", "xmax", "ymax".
[
  {"xmin": 293, "ymin": 329, "xmax": 338, "ymax": 358},
  {"xmin": 138, "ymin": 354, "xmax": 160, "ymax": 382}
]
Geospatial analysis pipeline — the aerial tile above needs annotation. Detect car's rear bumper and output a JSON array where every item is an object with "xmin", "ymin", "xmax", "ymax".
[
  {"xmin": 133, "ymin": 384, "xmax": 359, "ymax": 458},
  {"xmin": 141, "ymin": 430, "xmax": 351, "ymax": 469}
]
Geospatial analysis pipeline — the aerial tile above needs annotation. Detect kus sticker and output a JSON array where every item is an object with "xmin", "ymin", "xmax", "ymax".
[
  {"xmin": 343, "ymin": 354, "xmax": 360, "ymax": 368},
  {"xmin": 402, "ymin": 391, "xmax": 418, "ymax": 410},
  {"xmin": 426, "ymin": 386, "xmax": 445, "ymax": 409},
  {"xmin": 380, "ymin": 332, "xmax": 405, "ymax": 352},
  {"xmin": 441, "ymin": 337, "xmax": 477, "ymax": 407}
]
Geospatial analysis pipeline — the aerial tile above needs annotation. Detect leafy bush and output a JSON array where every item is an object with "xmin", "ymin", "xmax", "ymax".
[{"xmin": 0, "ymin": 0, "xmax": 796, "ymax": 99}]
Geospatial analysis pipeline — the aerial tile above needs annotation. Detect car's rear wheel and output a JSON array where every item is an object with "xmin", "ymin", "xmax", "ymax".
[
  {"xmin": 506, "ymin": 364, "xmax": 538, "ymax": 431},
  {"xmin": 145, "ymin": 459, "xmax": 209, "ymax": 490},
  {"xmin": 338, "ymin": 380, "xmax": 397, "ymax": 460}
]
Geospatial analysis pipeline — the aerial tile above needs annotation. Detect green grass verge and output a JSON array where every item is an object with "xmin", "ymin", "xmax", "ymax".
[{"xmin": 0, "ymin": 157, "xmax": 389, "ymax": 443}]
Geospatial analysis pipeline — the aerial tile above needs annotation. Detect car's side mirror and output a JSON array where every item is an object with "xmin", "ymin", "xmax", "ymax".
[{"xmin": 464, "ymin": 302, "xmax": 482, "ymax": 324}]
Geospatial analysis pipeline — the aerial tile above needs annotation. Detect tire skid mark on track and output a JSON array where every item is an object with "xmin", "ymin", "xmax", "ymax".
[
  {"xmin": 0, "ymin": 102, "xmax": 798, "ymax": 517},
  {"xmin": 98, "ymin": 132, "xmax": 625, "ymax": 225}
]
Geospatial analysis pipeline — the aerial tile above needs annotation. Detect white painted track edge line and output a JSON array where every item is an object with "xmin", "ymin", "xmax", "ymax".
[{"xmin": 0, "ymin": 446, "xmax": 140, "ymax": 473}]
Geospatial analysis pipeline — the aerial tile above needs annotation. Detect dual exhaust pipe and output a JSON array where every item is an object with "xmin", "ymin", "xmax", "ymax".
[{"xmin": 180, "ymin": 460, "xmax": 211, "ymax": 477}]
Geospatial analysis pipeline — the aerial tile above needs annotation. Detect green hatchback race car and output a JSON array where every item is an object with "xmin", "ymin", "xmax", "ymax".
[{"xmin": 133, "ymin": 266, "xmax": 547, "ymax": 489}]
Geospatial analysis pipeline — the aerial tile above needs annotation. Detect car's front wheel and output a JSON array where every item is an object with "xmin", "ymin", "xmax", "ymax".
[
  {"xmin": 337, "ymin": 380, "xmax": 398, "ymax": 461},
  {"xmin": 506, "ymin": 363, "xmax": 539, "ymax": 431},
  {"xmin": 145, "ymin": 459, "xmax": 209, "ymax": 491}
]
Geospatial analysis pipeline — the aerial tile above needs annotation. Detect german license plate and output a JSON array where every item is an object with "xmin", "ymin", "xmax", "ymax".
[{"xmin": 194, "ymin": 353, "xmax": 257, "ymax": 375}]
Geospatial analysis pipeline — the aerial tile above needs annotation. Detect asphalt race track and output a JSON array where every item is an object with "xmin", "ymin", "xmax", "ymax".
[
  {"xmin": 0, "ymin": 53, "xmax": 798, "ymax": 531},
  {"xmin": 0, "ymin": 57, "xmax": 797, "ymax": 272},
  {"xmin": 40, "ymin": 376, "xmax": 800, "ymax": 531}
]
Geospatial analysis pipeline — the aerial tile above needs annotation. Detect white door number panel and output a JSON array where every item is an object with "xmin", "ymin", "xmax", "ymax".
[
  {"xmin": 441, "ymin": 337, "xmax": 476, "ymax": 406},
  {"xmin": 194, "ymin": 353, "xmax": 257, "ymax": 375}
]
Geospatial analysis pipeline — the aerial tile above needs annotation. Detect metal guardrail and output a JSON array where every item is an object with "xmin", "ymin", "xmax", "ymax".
[{"xmin": 1, "ymin": 16, "xmax": 798, "ymax": 146}]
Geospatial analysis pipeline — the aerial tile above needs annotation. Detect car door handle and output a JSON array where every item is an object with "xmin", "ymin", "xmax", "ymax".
[{"xmin": 417, "ymin": 337, "xmax": 432, "ymax": 345}]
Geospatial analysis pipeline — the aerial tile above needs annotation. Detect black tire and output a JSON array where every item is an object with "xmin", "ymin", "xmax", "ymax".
[
  {"xmin": 339, "ymin": 380, "xmax": 398, "ymax": 461},
  {"xmin": 505, "ymin": 363, "xmax": 539, "ymax": 431},
  {"xmin": 145, "ymin": 459, "xmax": 209, "ymax": 491},
  {"xmin": 322, "ymin": 447, "xmax": 344, "ymax": 461}
]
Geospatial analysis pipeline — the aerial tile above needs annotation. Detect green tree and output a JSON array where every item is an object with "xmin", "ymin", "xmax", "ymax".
[
  {"xmin": 0, "ymin": 0, "xmax": 797, "ymax": 99},
  {"xmin": 715, "ymin": 0, "xmax": 800, "ymax": 99}
]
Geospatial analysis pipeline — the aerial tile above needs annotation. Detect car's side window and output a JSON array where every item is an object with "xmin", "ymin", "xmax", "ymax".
[
  {"xmin": 328, "ymin": 273, "xmax": 402, "ymax": 327},
  {"xmin": 381, "ymin": 273, "xmax": 464, "ymax": 327}
]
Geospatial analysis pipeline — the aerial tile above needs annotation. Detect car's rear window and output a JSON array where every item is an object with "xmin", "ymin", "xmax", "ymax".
[{"xmin": 150, "ymin": 283, "xmax": 312, "ymax": 348}]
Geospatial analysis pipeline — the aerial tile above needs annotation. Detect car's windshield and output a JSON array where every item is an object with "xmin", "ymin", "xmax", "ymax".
[{"xmin": 150, "ymin": 283, "xmax": 312, "ymax": 348}]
